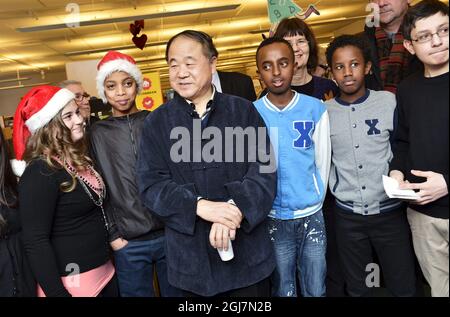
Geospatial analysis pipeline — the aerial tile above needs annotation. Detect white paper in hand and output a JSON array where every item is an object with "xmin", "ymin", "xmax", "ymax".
[
  {"xmin": 217, "ymin": 239, "xmax": 234, "ymax": 261},
  {"xmin": 382, "ymin": 175, "xmax": 420, "ymax": 200}
]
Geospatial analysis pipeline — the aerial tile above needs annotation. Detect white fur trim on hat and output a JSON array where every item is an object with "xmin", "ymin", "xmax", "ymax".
[
  {"xmin": 96, "ymin": 59, "xmax": 143, "ymax": 104},
  {"xmin": 10, "ymin": 159, "xmax": 27, "ymax": 177},
  {"xmin": 25, "ymin": 88, "xmax": 75, "ymax": 134}
]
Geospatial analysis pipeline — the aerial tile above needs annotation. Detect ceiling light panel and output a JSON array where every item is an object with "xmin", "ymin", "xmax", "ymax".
[{"xmin": 16, "ymin": 4, "xmax": 240, "ymax": 32}]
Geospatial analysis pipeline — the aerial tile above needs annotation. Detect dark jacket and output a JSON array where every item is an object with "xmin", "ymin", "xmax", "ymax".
[
  {"xmin": 137, "ymin": 92, "xmax": 277, "ymax": 296},
  {"xmin": 0, "ymin": 205, "xmax": 36, "ymax": 297},
  {"xmin": 86, "ymin": 115, "xmax": 100, "ymax": 129},
  {"xmin": 90, "ymin": 111, "xmax": 164, "ymax": 242},
  {"xmin": 218, "ymin": 71, "xmax": 257, "ymax": 102},
  {"xmin": 362, "ymin": 26, "xmax": 423, "ymax": 91}
]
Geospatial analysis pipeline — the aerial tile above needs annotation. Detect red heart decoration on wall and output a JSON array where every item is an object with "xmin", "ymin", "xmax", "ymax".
[
  {"xmin": 130, "ymin": 20, "xmax": 147, "ymax": 49},
  {"xmin": 135, "ymin": 20, "xmax": 144, "ymax": 30},
  {"xmin": 129, "ymin": 23, "xmax": 141, "ymax": 36},
  {"xmin": 132, "ymin": 34, "xmax": 147, "ymax": 50}
]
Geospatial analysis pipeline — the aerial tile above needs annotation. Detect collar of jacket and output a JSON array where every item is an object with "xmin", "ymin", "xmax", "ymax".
[
  {"xmin": 174, "ymin": 88, "xmax": 221, "ymax": 118},
  {"xmin": 107, "ymin": 110, "xmax": 147, "ymax": 121}
]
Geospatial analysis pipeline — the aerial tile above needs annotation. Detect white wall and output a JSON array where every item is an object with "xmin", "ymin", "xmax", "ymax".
[{"xmin": 65, "ymin": 59, "xmax": 101, "ymax": 97}]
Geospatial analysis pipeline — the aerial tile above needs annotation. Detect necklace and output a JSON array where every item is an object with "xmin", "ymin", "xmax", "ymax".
[
  {"xmin": 64, "ymin": 162, "xmax": 104, "ymax": 196},
  {"xmin": 77, "ymin": 178, "xmax": 109, "ymax": 231},
  {"xmin": 56, "ymin": 156, "xmax": 109, "ymax": 231}
]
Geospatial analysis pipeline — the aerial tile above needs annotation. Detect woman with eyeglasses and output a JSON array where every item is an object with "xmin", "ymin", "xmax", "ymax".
[{"xmin": 270, "ymin": 17, "xmax": 339, "ymax": 101}]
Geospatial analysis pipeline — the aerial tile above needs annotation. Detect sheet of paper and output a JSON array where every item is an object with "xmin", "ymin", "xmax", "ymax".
[{"xmin": 382, "ymin": 175, "xmax": 420, "ymax": 200}]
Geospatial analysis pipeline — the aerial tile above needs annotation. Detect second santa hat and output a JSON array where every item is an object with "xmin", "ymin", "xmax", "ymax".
[{"xmin": 96, "ymin": 51, "xmax": 143, "ymax": 104}]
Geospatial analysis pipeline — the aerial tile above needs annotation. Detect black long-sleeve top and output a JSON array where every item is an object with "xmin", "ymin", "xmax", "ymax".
[
  {"xmin": 390, "ymin": 72, "xmax": 449, "ymax": 219},
  {"xmin": 18, "ymin": 159, "xmax": 110, "ymax": 296},
  {"xmin": 0, "ymin": 202, "xmax": 36, "ymax": 297}
]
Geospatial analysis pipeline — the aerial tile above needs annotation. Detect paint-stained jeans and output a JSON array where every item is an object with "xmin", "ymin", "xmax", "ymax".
[{"xmin": 268, "ymin": 210, "xmax": 327, "ymax": 297}]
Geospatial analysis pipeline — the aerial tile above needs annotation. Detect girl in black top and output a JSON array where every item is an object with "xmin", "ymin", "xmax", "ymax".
[
  {"xmin": 12, "ymin": 85, "xmax": 117, "ymax": 297},
  {"xmin": 0, "ymin": 130, "xmax": 35, "ymax": 297}
]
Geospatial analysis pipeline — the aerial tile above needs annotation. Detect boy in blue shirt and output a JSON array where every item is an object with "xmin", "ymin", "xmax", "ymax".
[{"xmin": 254, "ymin": 37, "xmax": 331, "ymax": 297}]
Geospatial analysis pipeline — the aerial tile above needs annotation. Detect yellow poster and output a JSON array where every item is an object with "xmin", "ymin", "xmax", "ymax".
[{"xmin": 136, "ymin": 72, "xmax": 164, "ymax": 111}]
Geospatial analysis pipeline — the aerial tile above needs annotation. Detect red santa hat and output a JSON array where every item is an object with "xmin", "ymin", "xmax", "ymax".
[
  {"xmin": 11, "ymin": 85, "xmax": 75, "ymax": 176},
  {"xmin": 96, "ymin": 51, "xmax": 143, "ymax": 104}
]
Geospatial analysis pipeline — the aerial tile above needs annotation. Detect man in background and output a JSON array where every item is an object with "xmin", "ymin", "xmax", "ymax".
[
  {"xmin": 59, "ymin": 80, "xmax": 99, "ymax": 128},
  {"xmin": 213, "ymin": 70, "xmax": 257, "ymax": 102},
  {"xmin": 363, "ymin": 0, "xmax": 423, "ymax": 93}
]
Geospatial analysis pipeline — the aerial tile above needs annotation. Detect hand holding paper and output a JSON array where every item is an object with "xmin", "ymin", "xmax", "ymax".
[
  {"xmin": 399, "ymin": 170, "xmax": 449, "ymax": 205},
  {"xmin": 383, "ymin": 175, "xmax": 420, "ymax": 200}
]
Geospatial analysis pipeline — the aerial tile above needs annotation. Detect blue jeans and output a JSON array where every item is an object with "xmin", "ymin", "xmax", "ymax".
[
  {"xmin": 114, "ymin": 235, "xmax": 180, "ymax": 297},
  {"xmin": 268, "ymin": 210, "xmax": 327, "ymax": 297}
]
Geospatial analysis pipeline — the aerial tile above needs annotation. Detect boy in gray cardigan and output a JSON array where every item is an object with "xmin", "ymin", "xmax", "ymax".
[{"xmin": 324, "ymin": 35, "xmax": 416, "ymax": 297}]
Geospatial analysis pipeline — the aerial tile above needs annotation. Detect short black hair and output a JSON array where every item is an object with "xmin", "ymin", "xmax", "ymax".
[
  {"xmin": 402, "ymin": 0, "xmax": 449, "ymax": 41},
  {"xmin": 165, "ymin": 30, "xmax": 219, "ymax": 61},
  {"xmin": 325, "ymin": 34, "xmax": 371, "ymax": 68},
  {"xmin": 256, "ymin": 37, "xmax": 295, "ymax": 66}
]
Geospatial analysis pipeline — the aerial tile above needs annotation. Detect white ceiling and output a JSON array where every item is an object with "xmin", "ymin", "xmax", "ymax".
[{"xmin": 0, "ymin": 0, "xmax": 444, "ymax": 88}]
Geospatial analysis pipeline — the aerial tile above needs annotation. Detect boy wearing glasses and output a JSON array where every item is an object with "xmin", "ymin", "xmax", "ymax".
[
  {"xmin": 59, "ymin": 80, "xmax": 99, "ymax": 128},
  {"xmin": 389, "ymin": 0, "xmax": 449, "ymax": 297}
]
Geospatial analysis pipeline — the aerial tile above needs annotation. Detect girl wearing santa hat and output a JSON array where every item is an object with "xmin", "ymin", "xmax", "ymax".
[{"xmin": 12, "ymin": 85, "xmax": 118, "ymax": 297}]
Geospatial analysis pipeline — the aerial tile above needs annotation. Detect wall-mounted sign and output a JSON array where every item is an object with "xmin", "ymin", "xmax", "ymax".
[{"xmin": 136, "ymin": 72, "xmax": 164, "ymax": 111}]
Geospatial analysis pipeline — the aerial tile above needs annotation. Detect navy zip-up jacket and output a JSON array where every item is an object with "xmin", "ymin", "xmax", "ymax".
[{"xmin": 137, "ymin": 92, "xmax": 277, "ymax": 296}]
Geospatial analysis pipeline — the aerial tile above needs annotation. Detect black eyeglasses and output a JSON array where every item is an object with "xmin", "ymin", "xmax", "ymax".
[
  {"xmin": 411, "ymin": 26, "xmax": 449, "ymax": 44},
  {"xmin": 74, "ymin": 93, "xmax": 90, "ymax": 102}
]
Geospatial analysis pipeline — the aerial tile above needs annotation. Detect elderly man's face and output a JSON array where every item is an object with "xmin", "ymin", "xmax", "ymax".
[
  {"xmin": 372, "ymin": 0, "xmax": 411, "ymax": 26},
  {"xmin": 65, "ymin": 83, "xmax": 91, "ymax": 119},
  {"xmin": 167, "ymin": 36, "xmax": 216, "ymax": 104}
]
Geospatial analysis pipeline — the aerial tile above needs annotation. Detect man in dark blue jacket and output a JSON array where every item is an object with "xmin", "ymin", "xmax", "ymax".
[{"xmin": 137, "ymin": 30, "xmax": 277, "ymax": 296}]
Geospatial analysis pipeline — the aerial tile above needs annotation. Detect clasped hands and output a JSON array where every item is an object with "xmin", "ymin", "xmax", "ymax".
[{"xmin": 196, "ymin": 199, "xmax": 243, "ymax": 251}]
